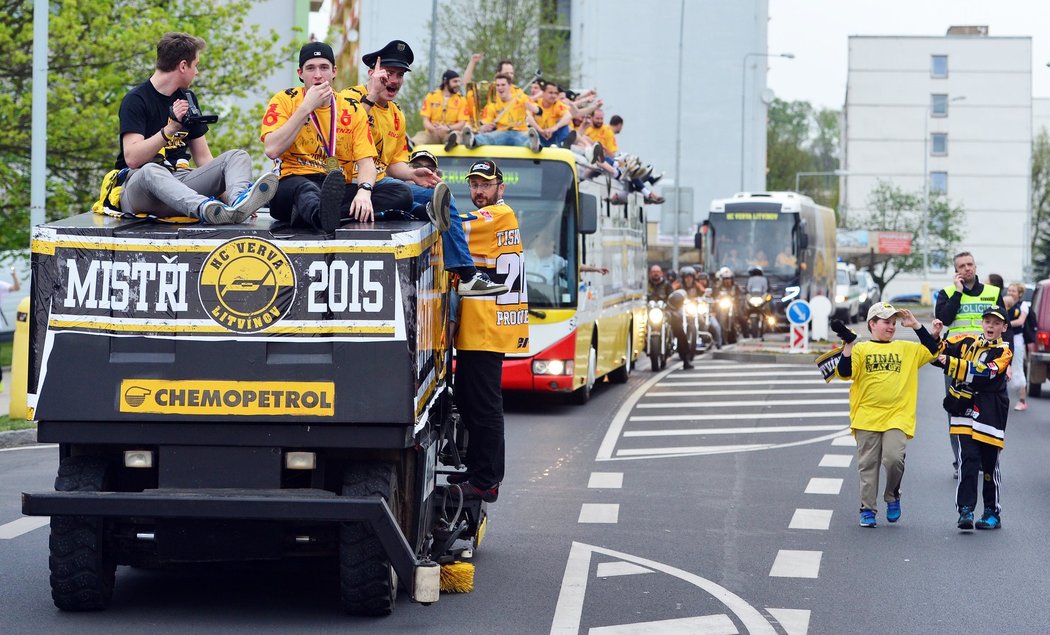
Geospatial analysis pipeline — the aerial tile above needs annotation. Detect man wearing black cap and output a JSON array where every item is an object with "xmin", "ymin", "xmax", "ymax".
[
  {"xmin": 348, "ymin": 40, "xmax": 507, "ymax": 295},
  {"xmin": 447, "ymin": 159, "xmax": 529, "ymax": 502},
  {"xmin": 412, "ymin": 69, "xmax": 468, "ymax": 147},
  {"xmin": 261, "ymin": 41, "xmax": 413, "ymax": 231}
]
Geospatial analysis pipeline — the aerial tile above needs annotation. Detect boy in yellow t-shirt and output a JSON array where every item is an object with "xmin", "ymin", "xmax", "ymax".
[{"xmin": 830, "ymin": 303, "xmax": 942, "ymax": 528}]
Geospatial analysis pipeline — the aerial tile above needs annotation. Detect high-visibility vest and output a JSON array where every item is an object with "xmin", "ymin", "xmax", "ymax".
[{"xmin": 941, "ymin": 284, "xmax": 1000, "ymax": 336}]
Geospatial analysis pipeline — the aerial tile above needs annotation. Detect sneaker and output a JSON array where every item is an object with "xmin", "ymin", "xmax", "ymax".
[
  {"xmin": 608, "ymin": 192, "xmax": 627, "ymax": 205},
  {"xmin": 461, "ymin": 125, "xmax": 475, "ymax": 149},
  {"xmin": 975, "ymin": 510, "xmax": 1001, "ymax": 530},
  {"xmin": 444, "ymin": 130, "xmax": 459, "ymax": 152},
  {"xmin": 887, "ymin": 499, "xmax": 901, "ymax": 523},
  {"xmin": 458, "ymin": 481, "xmax": 499, "ymax": 503},
  {"xmin": 318, "ymin": 169, "xmax": 346, "ymax": 232},
  {"xmin": 859, "ymin": 509, "xmax": 877, "ymax": 528},
  {"xmin": 197, "ymin": 198, "xmax": 239, "ymax": 224},
  {"xmin": 562, "ymin": 129, "xmax": 577, "ymax": 149},
  {"xmin": 644, "ymin": 193, "xmax": 666, "ymax": 205},
  {"xmin": 229, "ymin": 172, "xmax": 278, "ymax": 221},
  {"xmin": 458, "ymin": 272, "xmax": 508, "ymax": 297},
  {"xmin": 1014, "ymin": 401, "xmax": 1027, "ymax": 411},
  {"xmin": 427, "ymin": 182, "xmax": 451, "ymax": 233},
  {"xmin": 957, "ymin": 506, "xmax": 975, "ymax": 530},
  {"xmin": 527, "ymin": 127, "xmax": 541, "ymax": 153},
  {"xmin": 649, "ymin": 172, "xmax": 664, "ymax": 185}
]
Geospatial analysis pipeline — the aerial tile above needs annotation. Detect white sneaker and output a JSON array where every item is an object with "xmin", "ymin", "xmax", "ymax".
[
  {"xmin": 527, "ymin": 127, "xmax": 541, "ymax": 153},
  {"xmin": 461, "ymin": 125, "xmax": 475, "ymax": 149},
  {"xmin": 458, "ymin": 272, "xmax": 508, "ymax": 297},
  {"xmin": 197, "ymin": 198, "xmax": 239, "ymax": 224},
  {"xmin": 427, "ymin": 182, "xmax": 451, "ymax": 233},
  {"xmin": 229, "ymin": 172, "xmax": 278, "ymax": 221}
]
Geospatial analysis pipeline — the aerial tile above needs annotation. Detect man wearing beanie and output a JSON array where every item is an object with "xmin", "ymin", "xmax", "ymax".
[
  {"xmin": 261, "ymin": 41, "xmax": 413, "ymax": 232},
  {"xmin": 413, "ymin": 69, "xmax": 468, "ymax": 148}
]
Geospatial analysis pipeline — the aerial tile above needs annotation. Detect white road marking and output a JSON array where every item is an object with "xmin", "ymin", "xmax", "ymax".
[
  {"xmin": 805, "ymin": 478, "xmax": 843, "ymax": 495},
  {"xmin": 769, "ymin": 550, "xmax": 822, "ymax": 578},
  {"xmin": 831, "ymin": 434, "xmax": 857, "ymax": 446},
  {"xmin": 767, "ymin": 608, "xmax": 812, "ymax": 635},
  {"xmin": 589, "ymin": 614, "xmax": 738, "ymax": 634},
  {"xmin": 659, "ymin": 379, "xmax": 830, "ymax": 386},
  {"xmin": 595, "ymin": 561, "xmax": 653, "ymax": 577},
  {"xmin": 0, "ymin": 516, "xmax": 49, "ymax": 539},
  {"xmin": 789, "ymin": 509, "xmax": 834, "ymax": 530},
  {"xmin": 663, "ymin": 370, "xmax": 817, "ymax": 378},
  {"xmin": 630, "ymin": 411, "xmax": 849, "ymax": 422},
  {"xmin": 646, "ymin": 388, "xmax": 848, "ymax": 397},
  {"xmin": 617, "ymin": 444, "xmax": 770, "ymax": 457},
  {"xmin": 550, "ymin": 542, "xmax": 777, "ymax": 634},
  {"xmin": 637, "ymin": 398, "xmax": 848, "ymax": 409},
  {"xmin": 579, "ymin": 504, "xmax": 619, "ymax": 524},
  {"xmin": 588, "ymin": 472, "xmax": 624, "ymax": 488},
  {"xmin": 0, "ymin": 443, "xmax": 57, "ymax": 453},
  {"xmin": 624, "ymin": 425, "xmax": 847, "ymax": 437},
  {"xmin": 819, "ymin": 454, "xmax": 853, "ymax": 468},
  {"xmin": 596, "ymin": 363, "xmax": 678, "ymax": 461}
]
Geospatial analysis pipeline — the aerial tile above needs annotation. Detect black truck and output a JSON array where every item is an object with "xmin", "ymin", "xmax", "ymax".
[{"xmin": 21, "ymin": 212, "xmax": 484, "ymax": 615}]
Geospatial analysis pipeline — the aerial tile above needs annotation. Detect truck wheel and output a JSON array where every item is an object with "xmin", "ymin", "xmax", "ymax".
[
  {"xmin": 608, "ymin": 329, "xmax": 633, "ymax": 384},
  {"xmin": 573, "ymin": 343, "xmax": 598, "ymax": 404},
  {"xmin": 49, "ymin": 456, "xmax": 115, "ymax": 611},
  {"xmin": 340, "ymin": 462, "xmax": 399, "ymax": 616}
]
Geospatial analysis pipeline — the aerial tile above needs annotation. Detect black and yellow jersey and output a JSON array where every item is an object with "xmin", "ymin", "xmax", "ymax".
[{"xmin": 345, "ymin": 85, "xmax": 410, "ymax": 180}]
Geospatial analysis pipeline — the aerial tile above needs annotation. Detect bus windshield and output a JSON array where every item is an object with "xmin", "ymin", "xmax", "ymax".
[
  {"xmin": 440, "ymin": 157, "xmax": 578, "ymax": 308},
  {"xmin": 709, "ymin": 213, "xmax": 798, "ymax": 278}
]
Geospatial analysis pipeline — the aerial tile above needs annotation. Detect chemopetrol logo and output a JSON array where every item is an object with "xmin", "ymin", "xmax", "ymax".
[
  {"xmin": 119, "ymin": 380, "xmax": 335, "ymax": 416},
  {"xmin": 198, "ymin": 237, "xmax": 296, "ymax": 333}
]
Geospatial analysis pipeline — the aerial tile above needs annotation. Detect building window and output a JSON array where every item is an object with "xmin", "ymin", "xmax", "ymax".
[
  {"xmin": 930, "ymin": 171, "xmax": 948, "ymax": 194},
  {"xmin": 931, "ymin": 55, "xmax": 948, "ymax": 78},
  {"xmin": 931, "ymin": 94, "xmax": 948, "ymax": 117},
  {"xmin": 931, "ymin": 133, "xmax": 948, "ymax": 156}
]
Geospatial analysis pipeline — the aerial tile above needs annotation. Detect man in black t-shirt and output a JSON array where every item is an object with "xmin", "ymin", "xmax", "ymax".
[{"xmin": 116, "ymin": 32, "xmax": 276, "ymax": 224}]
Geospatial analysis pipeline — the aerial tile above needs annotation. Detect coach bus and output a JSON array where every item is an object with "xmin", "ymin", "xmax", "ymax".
[
  {"xmin": 426, "ymin": 145, "xmax": 646, "ymax": 403},
  {"xmin": 703, "ymin": 191, "xmax": 837, "ymax": 328}
]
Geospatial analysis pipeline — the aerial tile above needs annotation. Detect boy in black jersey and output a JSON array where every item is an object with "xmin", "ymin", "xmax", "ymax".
[{"xmin": 116, "ymin": 32, "xmax": 275, "ymax": 224}]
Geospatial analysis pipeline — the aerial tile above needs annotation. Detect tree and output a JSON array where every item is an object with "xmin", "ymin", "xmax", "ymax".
[
  {"xmin": 0, "ymin": 0, "xmax": 296, "ymax": 252},
  {"xmin": 843, "ymin": 180, "xmax": 966, "ymax": 290},
  {"xmin": 766, "ymin": 98, "xmax": 841, "ymax": 212},
  {"xmin": 1031, "ymin": 129, "xmax": 1050, "ymax": 280}
]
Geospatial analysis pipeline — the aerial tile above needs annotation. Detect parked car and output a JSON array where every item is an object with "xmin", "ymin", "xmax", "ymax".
[
  {"xmin": 1027, "ymin": 279, "xmax": 1050, "ymax": 398},
  {"xmin": 857, "ymin": 270, "xmax": 881, "ymax": 316},
  {"xmin": 834, "ymin": 263, "xmax": 862, "ymax": 322},
  {"xmin": 888, "ymin": 289, "xmax": 941, "ymax": 305}
]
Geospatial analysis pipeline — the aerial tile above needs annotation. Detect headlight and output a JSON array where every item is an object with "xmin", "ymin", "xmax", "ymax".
[
  {"xmin": 718, "ymin": 298, "xmax": 732, "ymax": 309},
  {"xmin": 835, "ymin": 294, "xmax": 846, "ymax": 303},
  {"xmin": 782, "ymin": 286, "xmax": 800, "ymax": 302},
  {"xmin": 649, "ymin": 307, "xmax": 664, "ymax": 324},
  {"xmin": 533, "ymin": 359, "xmax": 573, "ymax": 375},
  {"xmin": 748, "ymin": 296, "xmax": 764, "ymax": 307},
  {"xmin": 685, "ymin": 302, "xmax": 698, "ymax": 316},
  {"xmin": 766, "ymin": 315, "xmax": 777, "ymax": 326},
  {"xmin": 859, "ymin": 293, "xmax": 868, "ymax": 302},
  {"xmin": 697, "ymin": 302, "xmax": 710, "ymax": 316}
]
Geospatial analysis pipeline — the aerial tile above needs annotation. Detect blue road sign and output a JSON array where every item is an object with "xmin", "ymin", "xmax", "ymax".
[{"xmin": 786, "ymin": 299, "xmax": 812, "ymax": 325}]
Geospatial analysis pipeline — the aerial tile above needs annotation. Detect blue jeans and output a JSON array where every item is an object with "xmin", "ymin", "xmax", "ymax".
[
  {"xmin": 473, "ymin": 129, "xmax": 528, "ymax": 147},
  {"xmin": 538, "ymin": 125, "xmax": 570, "ymax": 148},
  {"xmin": 378, "ymin": 177, "xmax": 473, "ymax": 270}
]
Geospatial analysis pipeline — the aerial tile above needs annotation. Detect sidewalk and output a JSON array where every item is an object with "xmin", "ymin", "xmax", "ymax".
[{"xmin": 0, "ymin": 366, "xmax": 36, "ymax": 449}]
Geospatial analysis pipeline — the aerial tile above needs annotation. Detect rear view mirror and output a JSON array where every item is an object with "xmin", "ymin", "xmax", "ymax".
[{"xmin": 579, "ymin": 194, "xmax": 598, "ymax": 235}]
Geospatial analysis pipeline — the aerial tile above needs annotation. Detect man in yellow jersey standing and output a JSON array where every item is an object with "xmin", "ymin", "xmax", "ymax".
[
  {"xmin": 464, "ymin": 74, "xmax": 541, "ymax": 152},
  {"xmin": 934, "ymin": 251, "xmax": 1005, "ymax": 478},
  {"xmin": 447, "ymin": 160, "xmax": 529, "ymax": 502},
  {"xmin": 412, "ymin": 69, "xmax": 468, "ymax": 148}
]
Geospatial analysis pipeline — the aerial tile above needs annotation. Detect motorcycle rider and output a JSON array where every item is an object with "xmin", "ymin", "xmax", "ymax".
[
  {"xmin": 746, "ymin": 266, "xmax": 769, "ymax": 295},
  {"xmin": 693, "ymin": 270, "xmax": 723, "ymax": 349},
  {"xmin": 648, "ymin": 264, "xmax": 673, "ymax": 302},
  {"xmin": 666, "ymin": 289, "xmax": 695, "ymax": 370},
  {"xmin": 679, "ymin": 265, "xmax": 722, "ymax": 351},
  {"xmin": 715, "ymin": 266, "xmax": 744, "ymax": 338}
]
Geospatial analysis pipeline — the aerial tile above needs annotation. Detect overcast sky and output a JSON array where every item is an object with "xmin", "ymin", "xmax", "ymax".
[{"xmin": 767, "ymin": 0, "xmax": 1049, "ymax": 110}]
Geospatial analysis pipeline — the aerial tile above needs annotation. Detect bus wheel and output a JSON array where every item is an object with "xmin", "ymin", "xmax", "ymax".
[
  {"xmin": 573, "ymin": 344, "xmax": 598, "ymax": 404},
  {"xmin": 609, "ymin": 330, "xmax": 632, "ymax": 384},
  {"xmin": 340, "ymin": 462, "xmax": 399, "ymax": 616}
]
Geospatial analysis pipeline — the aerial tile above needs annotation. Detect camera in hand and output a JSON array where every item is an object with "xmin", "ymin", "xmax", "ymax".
[{"xmin": 169, "ymin": 90, "xmax": 218, "ymax": 127}]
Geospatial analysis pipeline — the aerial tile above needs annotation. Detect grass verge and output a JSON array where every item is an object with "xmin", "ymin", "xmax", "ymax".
[{"xmin": 0, "ymin": 415, "xmax": 35, "ymax": 432}]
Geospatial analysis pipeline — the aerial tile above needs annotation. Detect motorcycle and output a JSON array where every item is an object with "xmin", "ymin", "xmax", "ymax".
[
  {"xmin": 684, "ymin": 296, "xmax": 715, "ymax": 353},
  {"xmin": 714, "ymin": 288, "xmax": 740, "ymax": 344},
  {"xmin": 645, "ymin": 300, "xmax": 676, "ymax": 371},
  {"xmin": 745, "ymin": 290, "xmax": 776, "ymax": 339}
]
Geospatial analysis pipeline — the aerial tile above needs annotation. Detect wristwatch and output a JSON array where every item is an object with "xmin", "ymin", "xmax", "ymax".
[
  {"xmin": 360, "ymin": 96, "xmax": 375, "ymax": 107},
  {"xmin": 359, "ymin": 182, "xmax": 374, "ymax": 191}
]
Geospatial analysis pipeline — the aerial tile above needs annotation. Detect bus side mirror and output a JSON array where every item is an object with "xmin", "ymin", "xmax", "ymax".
[{"xmin": 579, "ymin": 194, "xmax": 598, "ymax": 235}]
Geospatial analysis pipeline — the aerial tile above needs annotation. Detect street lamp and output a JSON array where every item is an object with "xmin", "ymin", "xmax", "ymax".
[
  {"xmin": 795, "ymin": 169, "xmax": 849, "ymax": 194},
  {"xmin": 922, "ymin": 95, "xmax": 966, "ymax": 282},
  {"xmin": 740, "ymin": 52, "xmax": 794, "ymax": 192},
  {"xmin": 671, "ymin": 0, "xmax": 686, "ymax": 272}
]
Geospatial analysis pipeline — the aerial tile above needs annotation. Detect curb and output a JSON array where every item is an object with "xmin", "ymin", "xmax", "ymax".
[{"xmin": 0, "ymin": 427, "xmax": 38, "ymax": 449}]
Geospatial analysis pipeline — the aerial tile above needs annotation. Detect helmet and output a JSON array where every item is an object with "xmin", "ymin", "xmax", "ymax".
[
  {"xmin": 667, "ymin": 289, "xmax": 687, "ymax": 310},
  {"xmin": 697, "ymin": 271, "xmax": 710, "ymax": 281},
  {"xmin": 748, "ymin": 267, "xmax": 763, "ymax": 277},
  {"xmin": 717, "ymin": 266, "xmax": 734, "ymax": 280},
  {"xmin": 679, "ymin": 266, "xmax": 696, "ymax": 279},
  {"xmin": 666, "ymin": 270, "xmax": 678, "ymax": 282}
]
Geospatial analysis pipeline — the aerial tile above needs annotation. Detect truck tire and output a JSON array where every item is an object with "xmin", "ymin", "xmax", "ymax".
[
  {"xmin": 49, "ymin": 456, "xmax": 115, "ymax": 611},
  {"xmin": 340, "ymin": 462, "xmax": 399, "ymax": 616},
  {"xmin": 608, "ymin": 329, "xmax": 633, "ymax": 384}
]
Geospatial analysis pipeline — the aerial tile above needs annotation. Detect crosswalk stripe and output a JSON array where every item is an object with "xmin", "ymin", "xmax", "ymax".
[
  {"xmin": 630, "ymin": 411, "xmax": 849, "ymax": 422},
  {"xmin": 624, "ymin": 424, "xmax": 847, "ymax": 437},
  {"xmin": 658, "ymin": 379, "xmax": 830, "ymax": 386},
  {"xmin": 0, "ymin": 516, "xmax": 49, "ymax": 539},
  {"xmin": 638, "ymin": 398, "xmax": 848, "ymax": 409},
  {"xmin": 616, "ymin": 444, "xmax": 769, "ymax": 456},
  {"xmin": 646, "ymin": 388, "xmax": 848, "ymax": 397},
  {"xmin": 671, "ymin": 370, "xmax": 817, "ymax": 377}
]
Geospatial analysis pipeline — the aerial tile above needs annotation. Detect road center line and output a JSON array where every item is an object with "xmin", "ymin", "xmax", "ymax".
[
  {"xmin": 578, "ymin": 503, "xmax": 619, "ymax": 524},
  {"xmin": 831, "ymin": 434, "xmax": 857, "ymax": 446},
  {"xmin": 819, "ymin": 454, "xmax": 853, "ymax": 468},
  {"xmin": 588, "ymin": 472, "xmax": 624, "ymax": 488},
  {"xmin": 0, "ymin": 516, "xmax": 50, "ymax": 539},
  {"xmin": 805, "ymin": 478, "xmax": 844, "ymax": 495},
  {"xmin": 789, "ymin": 508, "xmax": 834, "ymax": 530},
  {"xmin": 769, "ymin": 549, "xmax": 822, "ymax": 578}
]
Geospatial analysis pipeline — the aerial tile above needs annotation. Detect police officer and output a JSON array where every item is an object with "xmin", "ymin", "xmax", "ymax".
[{"xmin": 934, "ymin": 251, "xmax": 1005, "ymax": 478}]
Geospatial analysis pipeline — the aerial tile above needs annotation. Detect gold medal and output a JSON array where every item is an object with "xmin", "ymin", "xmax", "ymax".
[{"xmin": 326, "ymin": 156, "xmax": 340, "ymax": 172}]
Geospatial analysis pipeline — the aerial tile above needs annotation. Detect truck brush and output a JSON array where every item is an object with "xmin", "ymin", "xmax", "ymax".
[{"xmin": 439, "ymin": 561, "xmax": 475, "ymax": 593}]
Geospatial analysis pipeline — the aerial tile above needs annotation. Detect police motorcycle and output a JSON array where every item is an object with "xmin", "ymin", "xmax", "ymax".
[
  {"xmin": 744, "ymin": 267, "xmax": 776, "ymax": 340},
  {"xmin": 645, "ymin": 298, "xmax": 676, "ymax": 371},
  {"xmin": 714, "ymin": 267, "xmax": 741, "ymax": 345}
]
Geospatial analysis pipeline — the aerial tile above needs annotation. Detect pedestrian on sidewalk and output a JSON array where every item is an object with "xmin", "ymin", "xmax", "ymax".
[
  {"xmin": 936, "ymin": 305, "xmax": 1012, "ymax": 531},
  {"xmin": 828, "ymin": 303, "xmax": 942, "ymax": 528}
]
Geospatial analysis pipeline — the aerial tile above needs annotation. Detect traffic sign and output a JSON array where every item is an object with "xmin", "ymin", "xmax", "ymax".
[
  {"xmin": 786, "ymin": 300, "xmax": 812, "ymax": 325},
  {"xmin": 789, "ymin": 324, "xmax": 809, "ymax": 353}
]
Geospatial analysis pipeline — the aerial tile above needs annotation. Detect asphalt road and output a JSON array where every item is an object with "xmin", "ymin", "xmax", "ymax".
[{"xmin": 2, "ymin": 349, "xmax": 1048, "ymax": 633}]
